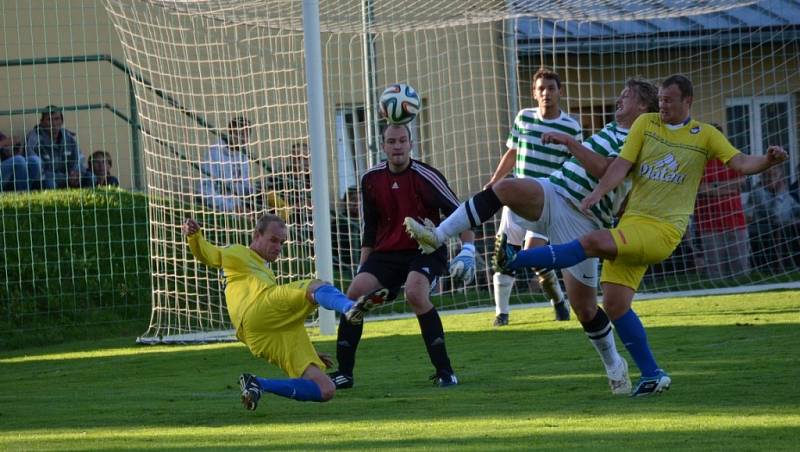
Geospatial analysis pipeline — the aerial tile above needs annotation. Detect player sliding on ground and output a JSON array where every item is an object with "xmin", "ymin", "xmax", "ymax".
[
  {"xmin": 406, "ymin": 74, "xmax": 788, "ymax": 397},
  {"xmin": 182, "ymin": 215, "xmax": 388, "ymax": 411}
]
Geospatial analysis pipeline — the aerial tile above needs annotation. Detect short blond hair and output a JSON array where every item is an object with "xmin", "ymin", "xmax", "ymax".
[{"xmin": 254, "ymin": 213, "xmax": 286, "ymax": 235}]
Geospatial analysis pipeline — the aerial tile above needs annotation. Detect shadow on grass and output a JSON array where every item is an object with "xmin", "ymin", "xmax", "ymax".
[{"xmin": 1, "ymin": 320, "xmax": 798, "ymax": 434}]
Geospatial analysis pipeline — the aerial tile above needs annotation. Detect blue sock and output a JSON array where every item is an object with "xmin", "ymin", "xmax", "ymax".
[
  {"xmin": 313, "ymin": 285, "xmax": 354, "ymax": 314},
  {"xmin": 510, "ymin": 239, "xmax": 586, "ymax": 270},
  {"xmin": 612, "ymin": 309, "xmax": 659, "ymax": 377},
  {"xmin": 255, "ymin": 377, "xmax": 323, "ymax": 402}
]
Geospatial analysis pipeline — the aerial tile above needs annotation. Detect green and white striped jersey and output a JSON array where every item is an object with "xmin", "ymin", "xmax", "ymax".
[
  {"xmin": 506, "ymin": 108, "xmax": 582, "ymax": 179},
  {"xmin": 549, "ymin": 121, "xmax": 631, "ymax": 228}
]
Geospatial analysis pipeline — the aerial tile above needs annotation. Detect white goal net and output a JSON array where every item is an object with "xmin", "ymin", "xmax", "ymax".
[{"xmin": 100, "ymin": 0, "xmax": 800, "ymax": 343}]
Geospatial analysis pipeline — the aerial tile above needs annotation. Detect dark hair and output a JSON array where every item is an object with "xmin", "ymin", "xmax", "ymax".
[
  {"xmin": 662, "ymin": 75, "xmax": 693, "ymax": 99},
  {"xmin": 254, "ymin": 213, "xmax": 286, "ymax": 235},
  {"xmin": 533, "ymin": 67, "xmax": 561, "ymax": 89},
  {"xmin": 40, "ymin": 105, "xmax": 63, "ymax": 120},
  {"xmin": 88, "ymin": 150, "xmax": 112, "ymax": 167},
  {"xmin": 227, "ymin": 116, "xmax": 251, "ymax": 130},
  {"xmin": 290, "ymin": 142, "xmax": 308, "ymax": 155},
  {"xmin": 380, "ymin": 123, "xmax": 411, "ymax": 142},
  {"xmin": 626, "ymin": 78, "xmax": 659, "ymax": 112}
]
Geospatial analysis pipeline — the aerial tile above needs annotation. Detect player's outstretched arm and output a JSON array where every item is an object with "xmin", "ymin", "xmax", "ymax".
[
  {"xmin": 182, "ymin": 217, "xmax": 201, "ymax": 236},
  {"xmin": 485, "ymin": 148, "xmax": 517, "ymax": 189},
  {"xmin": 726, "ymin": 145, "xmax": 789, "ymax": 175},
  {"xmin": 182, "ymin": 218, "xmax": 226, "ymax": 268}
]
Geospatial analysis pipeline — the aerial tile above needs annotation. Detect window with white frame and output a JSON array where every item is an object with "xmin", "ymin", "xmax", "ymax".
[{"xmin": 726, "ymin": 95, "xmax": 797, "ymax": 186}]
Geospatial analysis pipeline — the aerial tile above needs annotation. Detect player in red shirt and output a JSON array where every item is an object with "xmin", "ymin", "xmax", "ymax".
[{"xmin": 328, "ymin": 124, "xmax": 475, "ymax": 389}]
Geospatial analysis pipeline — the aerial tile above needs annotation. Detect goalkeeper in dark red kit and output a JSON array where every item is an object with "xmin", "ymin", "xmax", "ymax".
[{"xmin": 328, "ymin": 124, "xmax": 476, "ymax": 389}]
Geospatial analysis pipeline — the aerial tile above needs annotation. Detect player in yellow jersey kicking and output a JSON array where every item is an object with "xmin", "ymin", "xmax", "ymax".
[
  {"xmin": 182, "ymin": 214, "xmax": 388, "ymax": 411},
  {"xmin": 491, "ymin": 74, "xmax": 787, "ymax": 396}
]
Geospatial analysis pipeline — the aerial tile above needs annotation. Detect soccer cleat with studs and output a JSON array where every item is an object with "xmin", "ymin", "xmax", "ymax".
[
  {"xmin": 492, "ymin": 233, "xmax": 519, "ymax": 273},
  {"xmin": 553, "ymin": 300, "xmax": 571, "ymax": 321},
  {"xmin": 346, "ymin": 287, "xmax": 390, "ymax": 325},
  {"xmin": 608, "ymin": 358, "xmax": 632, "ymax": 396},
  {"xmin": 493, "ymin": 313, "xmax": 509, "ymax": 327},
  {"xmin": 430, "ymin": 372, "xmax": 459, "ymax": 387},
  {"xmin": 403, "ymin": 217, "xmax": 442, "ymax": 254},
  {"xmin": 239, "ymin": 373, "xmax": 262, "ymax": 411},
  {"xmin": 630, "ymin": 369, "xmax": 671, "ymax": 397}
]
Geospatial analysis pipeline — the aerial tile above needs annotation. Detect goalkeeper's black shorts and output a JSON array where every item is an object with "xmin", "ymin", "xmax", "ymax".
[{"xmin": 358, "ymin": 249, "xmax": 446, "ymax": 296}]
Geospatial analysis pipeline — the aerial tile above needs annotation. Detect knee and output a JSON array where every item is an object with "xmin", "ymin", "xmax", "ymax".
[
  {"xmin": 493, "ymin": 179, "xmax": 512, "ymax": 201},
  {"xmin": 571, "ymin": 301, "xmax": 597, "ymax": 323},
  {"xmin": 318, "ymin": 378, "xmax": 335, "ymax": 402},
  {"xmin": 579, "ymin": 231, "xmax": 616, "ymax": 259},
  {"xmin": 578, "ymin": 233, "xmax": 601, "ymax": 255},
  {"xmin": 601, "ymin": 298, "xmax": 628, "ymax": 321},
  {"xmin": 405, "ymin": 291, "xmax": 433, "ymax": 314},
  {"xmin": 345, "ymin": 285, "xmax": 361, "ymax": 299}
]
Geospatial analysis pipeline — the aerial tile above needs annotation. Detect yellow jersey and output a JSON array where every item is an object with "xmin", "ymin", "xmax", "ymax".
[
  {"xmin": 187, "ymin": 232, "xmax": 277, "ymax": 338},
  {"xmin": 619, "ymin": 113, "xmax": 740, "ymax": 232}
]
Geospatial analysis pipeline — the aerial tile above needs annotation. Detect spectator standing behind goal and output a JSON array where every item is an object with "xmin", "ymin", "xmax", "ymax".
[
  {"xmin": 327, "ymin": 124, "xmax": 476, "ymax": 390},
  {"xmin": 24, "ymin": 105, "xmax": 84, "ymax": 189},
  {"xmin": 482, "ymin": 74, "xmax": 787, "ymax": 396},
  {"xmin": 1, "ymin": 130, "xmax": 40, "ymax": 191},
  {"xmin": 283, "ymin": 142, "xmax": 313, "ymax": 233},
  {"xmin": 746, "ymin": 163, "xmax": 800, "ymax": 267},
  {"xmin": 483, "ymin": 67, "xmax": 581, "ymax": 326},
  {"xmin": 81, "ymin": 150, "xmax": 120, "ymax": 187},
  {"xmin": 694, "ymin": 159, "xmax": 750, "ymax": 279},
  {"xmin": 331, "ymin": 186, "xmax": 362, "ymax": 273},
  {"xmin": 788, "ymin": 162, "xmax": 799, "ymax": 203},
  {"xmin": 404, "ymin": 78, "xmax": 660, "ymax": 395},
  {"xmin": 198, "ymin": 116, "xmax": 255, "ymax": 213},
  {"xmin": 181, "ymin": 215, "xmax": 388, "ymax": 411}
]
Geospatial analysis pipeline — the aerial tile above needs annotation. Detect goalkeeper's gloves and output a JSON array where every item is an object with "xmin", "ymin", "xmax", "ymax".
[{"xmin": 449, "ymin": 243, "xmax": 476, "ymax": 285}]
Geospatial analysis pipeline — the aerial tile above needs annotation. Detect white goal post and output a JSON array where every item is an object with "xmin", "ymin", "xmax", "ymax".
[{"xmin": 100, "ymin": 0, "xmax": 800, "ymax": 344}]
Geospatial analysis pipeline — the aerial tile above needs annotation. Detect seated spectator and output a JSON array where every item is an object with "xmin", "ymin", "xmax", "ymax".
[
  {"xmin": 25, "ymin": 105, "xmax": 84, "ymax": 189},
  {"xmin": 332, "ymin": 187, "xmax": 361, "ymax": 271},
  {"xmin": 693, "ymin": 126, "xmax": 751, "ymax": 279},
  {"xmin": 748, "ymin": 164, "xmax": 800, "ymax": 227},
  {"xmin": 198, "ymin": 116, "xmax": 254, "ymax": 213},
  {"xmin": 0, "ymin": 130, "xmax": 40, "ymax": 191},
  {"xmin": 286, "ymin": 142, "xmax": 312, "ymax": 218},
  {"xmin": 746, "ymin": 163, "xmax": 800, "ymax": 268},
  {"xmin": 81, "ymin": 150, "xmax": 120, "ymax": 187}
]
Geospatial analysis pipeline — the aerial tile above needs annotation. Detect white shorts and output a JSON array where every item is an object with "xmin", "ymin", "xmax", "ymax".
[
  {"xmin": 498, "ymin": 206, "xmax": 546, "ymax": 247},
  {"xmin": 508, "ymin": 178, "xmax": 599, "ymax": 287}
]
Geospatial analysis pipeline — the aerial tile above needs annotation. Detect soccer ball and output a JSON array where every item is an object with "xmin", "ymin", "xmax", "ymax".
[{"xmin": 379, "ymin": 83, "xmax": 421, "ymax": 124}]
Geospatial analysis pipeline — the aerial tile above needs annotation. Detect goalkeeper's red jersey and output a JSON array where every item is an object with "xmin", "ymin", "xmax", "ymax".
[{"xmin": 360, "ymin": 159, "xmax": 460, "ymax": 252}]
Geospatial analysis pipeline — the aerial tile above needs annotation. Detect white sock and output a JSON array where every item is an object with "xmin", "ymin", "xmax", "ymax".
[
  {"xmin": 493, "ymin": 272, "xmax": 514, "ymax": 315},
  {"xmin": 586, "ymin": 325, "xmax": 623, "ymax": 376},
  {"xmin": 537, "ymin": 269, "xmax": 564, "ymax": 305},
  {"xmin": 436, "ymin": 202, "xmax": 473, "ymax": 242}
]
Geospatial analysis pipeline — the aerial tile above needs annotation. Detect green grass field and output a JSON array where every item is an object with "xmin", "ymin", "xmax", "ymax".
[{"xmin": 2, "ymin": 291, "xmax": 799, "ymax": 451}]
